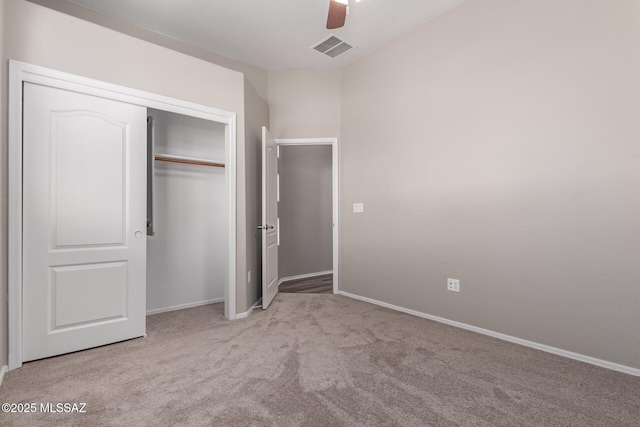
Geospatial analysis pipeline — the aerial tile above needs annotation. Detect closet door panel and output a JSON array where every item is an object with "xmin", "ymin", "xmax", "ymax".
[
  {"xmin": 22, "ymin": 82, "xmax": 147, "ymax": 362},
  {"xmin": 53, "ymin": 112, "xmax": 126, "ymax": 247},
  {"xmin": 51, "ymin": 262, "xmax": 128, "ymax": 329}
]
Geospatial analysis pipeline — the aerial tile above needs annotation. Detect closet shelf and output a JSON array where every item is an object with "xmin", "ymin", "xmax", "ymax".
[{"xmin": 154, "ymin": 153, "xmax": 225, "ymax": 168}]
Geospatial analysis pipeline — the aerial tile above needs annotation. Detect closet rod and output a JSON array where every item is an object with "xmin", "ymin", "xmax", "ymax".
[{"xmin": 154, "ymin": 154, "xmax": 225, "ymax": 168}]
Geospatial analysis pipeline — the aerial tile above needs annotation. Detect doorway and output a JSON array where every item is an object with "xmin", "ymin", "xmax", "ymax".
[{"xmin": 275, "ymin": 138, "xmax": 339, "ymax": 295}]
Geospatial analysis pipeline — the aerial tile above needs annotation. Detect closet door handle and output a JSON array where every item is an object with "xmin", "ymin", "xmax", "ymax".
[{"xmin": 258, "ymin": 225, "xmax": 274, "ymax": 230}]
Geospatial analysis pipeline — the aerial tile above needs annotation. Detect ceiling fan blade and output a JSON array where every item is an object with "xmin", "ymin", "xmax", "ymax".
[{"xmin": 326, "ymin": 0, "xmax": 347, "ymax": 30}]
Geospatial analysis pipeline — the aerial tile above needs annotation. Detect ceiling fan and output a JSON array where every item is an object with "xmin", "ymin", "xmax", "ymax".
[{"xmin": 327, "ymin": 0, "xmax": 361, "ymax": 30}]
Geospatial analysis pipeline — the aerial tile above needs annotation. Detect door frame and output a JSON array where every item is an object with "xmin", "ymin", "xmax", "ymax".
[
  {"xmin": 8, "ymin": 60, "xmax": 238, "ymax": 370},
  {"xmin": 275, "ymin": 138, "xmax": 339, "ymax": 294}
]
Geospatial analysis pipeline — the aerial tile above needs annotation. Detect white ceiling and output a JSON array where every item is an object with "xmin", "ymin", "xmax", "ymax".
[{"xmin": 65, "ymin": 0, "xmax": 464, "ymax": 71}]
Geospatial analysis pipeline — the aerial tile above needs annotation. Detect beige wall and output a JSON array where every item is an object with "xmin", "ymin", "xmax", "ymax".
[
  {"xmin": 25, "ymin": 0, "xmax": 269, "ymax": 102},
  {"xmin": 0, "ymin": 0, "xmax": 7, "ymax": 368},
  {"xmin": 268, "ymin": 69, "xmax": 341, "ymax": 139},
  {"xmin": 243, "ymin": 78, "xmax": 269, "ymax": 308},
  {"xmin": 341, "ymin": 0, "xmax": 640, "ymax": 370},
  {"xmin": 279, "ymin": 146, "xmax": 333, "ymax": 278},
  {"xmin": 0, "ymin": 0, "xmax": 257, "ymax": 366},
  {"xmin": 5, "ymin": 0, "xmax": 243, "ymax": 110}
]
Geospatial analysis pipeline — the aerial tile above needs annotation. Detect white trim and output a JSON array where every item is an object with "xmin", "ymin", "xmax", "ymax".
[
  {"xmin": 8, "ymin": 60, "xmax": 238, "ymax": 370},
  {"xmin": 11, "ymin": 62, "xmax": 233, "ymax": 124},
  {"xmin": 337, "ymin": 291, "xmax": 640, "ymax": 378},
  {"xmin": 236, "ymin": 298, "xmax": 263, "ymax": 320},
  {"xmin": 8, "ymin": 61, "xmax": 24, "ymax": 372},
  {"xmin": 225, "ymin": 115, "xmax": 238, "ymax": 320},
  {"xmin": 278, "ymin": 270, "xmax": 333, "ymax": 287},
  {"xmin": 0, "ymin": 366, "xmax": 8, "ymax": 389},
  {"xmin": 275, "ymin": 138, "xmax": 340, "ymax": 295},
  {"xmin": 146, "ymin": 298, "xmax": 225, "ymax": 315}
]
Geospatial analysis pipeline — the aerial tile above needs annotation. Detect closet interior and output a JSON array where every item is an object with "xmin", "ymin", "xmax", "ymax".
[{"xmin": 146, "ymin": 108, "xmax": 227, "ymax": 314}]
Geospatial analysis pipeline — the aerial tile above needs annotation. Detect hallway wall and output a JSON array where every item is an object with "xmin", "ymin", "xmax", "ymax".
[{"xmin": 279, "ymin": 145, "xmax": 333, "ymax": 278}]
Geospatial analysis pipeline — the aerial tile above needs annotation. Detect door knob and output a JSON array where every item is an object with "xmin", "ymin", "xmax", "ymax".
[{"xmin": 257, "ymin": 225, "xmax": 274, "ymax": 230}]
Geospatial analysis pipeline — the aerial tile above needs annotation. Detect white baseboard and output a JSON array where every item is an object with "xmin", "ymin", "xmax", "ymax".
[
  {"xmin": 337, "ymin": 291, "xmax": 640, "ymax": 378},
  {"xmin": 146, "ymin": 298, "xmax": 224, "ymax": 315},
  {"xmin": 278, "ymin": 270, "xmax": 333, "ymax": 287},
  {"xmin": 0, "ymin": 365, "xmax": 8, "ymax": 389},
  {"xmin": 236, "ymin": 298, "xmax": 263, "ymax": 319}
]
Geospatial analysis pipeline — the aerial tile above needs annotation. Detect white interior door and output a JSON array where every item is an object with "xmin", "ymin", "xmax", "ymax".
[
  {"xmin": 22, "ymin": 82, "xmax": 147, "ymax": 362},
  {"xmin": 261, "ymin": 126, "xmax": 279, "ymax": 309}
]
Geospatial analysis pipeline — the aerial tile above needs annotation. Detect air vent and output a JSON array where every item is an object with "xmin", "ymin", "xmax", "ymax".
[{"xmin": 312, "ymin": 35, "xmax": 354, "ymax": 59}]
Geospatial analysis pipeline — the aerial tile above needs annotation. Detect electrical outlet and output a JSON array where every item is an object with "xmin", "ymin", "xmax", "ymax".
[{"xmin": 447, "ymin": 278, "xmax": 460, "ymax": 293}]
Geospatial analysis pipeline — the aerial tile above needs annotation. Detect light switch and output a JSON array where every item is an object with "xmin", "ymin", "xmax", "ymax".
[{"xmin": 353, "ymin": 203, "xmax": 364, "ymax": 213}]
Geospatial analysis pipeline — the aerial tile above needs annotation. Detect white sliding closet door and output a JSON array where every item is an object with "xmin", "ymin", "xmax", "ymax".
[{"xmin": 22, "ymin": 83, "xmax": 147, "ymax": 362}]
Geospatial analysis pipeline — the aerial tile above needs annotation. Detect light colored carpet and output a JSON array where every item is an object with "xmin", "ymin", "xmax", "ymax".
[{"xmin": 1, "ymin": 293, "xmax": 639, "ymax": 426}]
